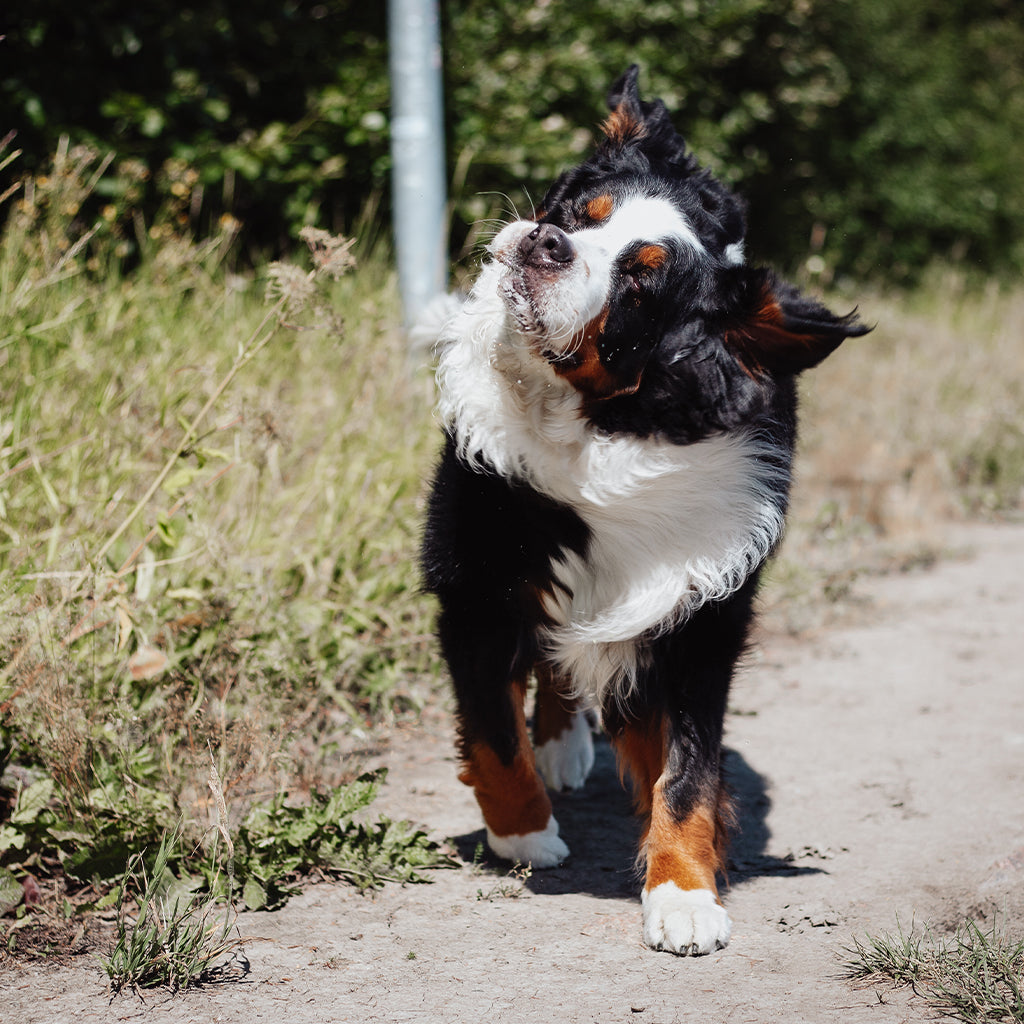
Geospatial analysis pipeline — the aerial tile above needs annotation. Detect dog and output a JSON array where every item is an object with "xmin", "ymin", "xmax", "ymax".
[{"xmin": 420, "ymin": 66, "xmax": 869, "ymax": 956}]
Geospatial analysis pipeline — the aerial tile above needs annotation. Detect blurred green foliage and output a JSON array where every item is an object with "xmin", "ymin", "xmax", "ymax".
[
  {"xmin": 2, "ymin": 0, "xmax": 1023, "ymax": 279},
  {"xmin": 2, "ymin": 0, "xmax": 388, "ymax": 253}
]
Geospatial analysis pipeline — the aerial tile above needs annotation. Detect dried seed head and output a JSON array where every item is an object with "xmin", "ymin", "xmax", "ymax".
[
  {"xmin": 300, "ymin": 226, "xmax": 356, "ymax": 280},
  {"xmin": 265, "ymin": 261, "xmax": 316, "ymax": 313}
]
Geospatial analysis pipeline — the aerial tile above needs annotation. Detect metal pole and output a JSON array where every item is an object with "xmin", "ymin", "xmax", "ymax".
[{"xmin": 388, "ymin": 0, "xmax": 447, "ymax": 327}]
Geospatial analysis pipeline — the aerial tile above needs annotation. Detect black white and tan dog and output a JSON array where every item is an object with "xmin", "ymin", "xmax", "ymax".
[{"xmin": 421, "ymin": 66, "xmax": 869, "ymax": 956}]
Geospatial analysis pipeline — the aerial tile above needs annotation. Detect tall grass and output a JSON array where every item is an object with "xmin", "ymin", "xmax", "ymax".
[{"xmin": 0, "ymin": 140, "xmax": 441, "ymax": 901}]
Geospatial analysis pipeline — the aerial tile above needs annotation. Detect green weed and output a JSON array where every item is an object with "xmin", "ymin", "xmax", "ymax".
[
  {"xmin": 843, "ymin": 918, "xmax": 1024, "ymax": 1024},
  {"xmin": 220, "ymin": 768, "xmax": 458, "ymax": 911},
  {"xmin": 468, "ymin": 842, "xmax": 534, "ymax": 900},
  {"xmin": 100, "ymin": 827, "xmax": 243, "ymax": 994},
  {"xmin": 475, "ymin": 861, "xmax": 533, "ymax": 902}
]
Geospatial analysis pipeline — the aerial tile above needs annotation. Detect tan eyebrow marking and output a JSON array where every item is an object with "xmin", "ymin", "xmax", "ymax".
[
  {"xmin": 635, "ymin": 244, "xmax": 668, "ymax": 269},
  {"xmin": 585, "ymin": 194, "xmax": 615, "ymax": 222}
]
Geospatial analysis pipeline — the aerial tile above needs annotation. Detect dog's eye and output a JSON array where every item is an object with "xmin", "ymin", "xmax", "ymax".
[{"xmin": 619, "ymin": 244, "xmax": 668, "ymax": 300}]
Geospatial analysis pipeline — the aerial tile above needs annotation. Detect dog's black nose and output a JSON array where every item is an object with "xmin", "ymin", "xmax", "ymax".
[{"xmin": 518, "ymin": 222, "xmax": 575, "ymax": 267}]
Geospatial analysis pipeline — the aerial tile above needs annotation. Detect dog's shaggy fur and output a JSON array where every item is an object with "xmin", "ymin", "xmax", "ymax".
[{"xmin": 421, "ymin": 66, "xmax": 869, "ymax": 955}]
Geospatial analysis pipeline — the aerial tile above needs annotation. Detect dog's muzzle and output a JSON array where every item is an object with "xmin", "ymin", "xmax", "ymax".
[{"xmin": 491, "ymin": 219, "xmax": 590, "ymax": 340}]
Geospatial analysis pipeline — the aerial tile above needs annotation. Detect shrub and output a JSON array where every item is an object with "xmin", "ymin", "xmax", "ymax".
[{"xmin": 3, "ymin": 0, "xmax": 1023, "ymax": 279}]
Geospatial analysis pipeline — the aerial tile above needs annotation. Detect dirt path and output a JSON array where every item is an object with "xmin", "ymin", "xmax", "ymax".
[{"xmin": 3, "ymin": 522, "xmax": 1023, "ymax": 1024}]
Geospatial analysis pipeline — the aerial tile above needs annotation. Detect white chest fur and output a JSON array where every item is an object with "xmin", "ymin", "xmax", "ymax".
[{"xmin": 435, "ymin": 285, "xmax": 788, "ymax": 703}]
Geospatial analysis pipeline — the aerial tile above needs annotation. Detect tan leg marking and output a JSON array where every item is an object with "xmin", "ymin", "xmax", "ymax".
[
  {"xmin": 612, "ymin": 716, "xmax": 730, "ymax": 895},
  {"xmin": 646, "ymin": 790, "xmax": 721, "ymax": 894},
  {"xmin": 533, "ymin": 663, "xmax": 581, "ymax": 747},
  {"xmin": 457, "ymin": 680, "xmax": 552, "ymax": 839},
  {"xmin": 610, "ymin": 714, "xmax": 665, "ymax": 819}
]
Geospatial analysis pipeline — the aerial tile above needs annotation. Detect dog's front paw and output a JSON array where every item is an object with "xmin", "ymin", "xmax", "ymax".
[
  {"xmin": 534, "ymin": 712, "xmax": 595, "ymax": 791},
  {"xmin": 641, "ymin": 883, "xmax": 732, "ymax": 955},
  {"xmin": 486, "ymin": 816, "xmax": 569, "ymax": 868}
]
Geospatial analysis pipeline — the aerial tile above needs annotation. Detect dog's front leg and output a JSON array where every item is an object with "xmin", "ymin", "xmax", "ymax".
[
  {"xmin": 422, "ymin": 442, "xmax": 581, "ymax": 868},
  {"xmin": 641, "ymin": 760, "xmax": 732, "ymax": 955},
  {"xmin": 612, "ymin": 709, "xmax": 732, "ymax": 956},
  {"xmin": 434, "ymin": 597, "xmax": 568, "ymax": 867}
]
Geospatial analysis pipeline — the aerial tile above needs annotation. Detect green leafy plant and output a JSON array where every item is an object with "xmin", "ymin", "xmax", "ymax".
[
  {"xmin": 1, "ymin": 764, "xmax": 455, "ymax": 948},
  {"xmin": 223, "ymin": 769, "xmax": 458, "ymax": 911},
  {"xmin": 0, "ymin": 769, "xmax": 170, "ymax": 894}
]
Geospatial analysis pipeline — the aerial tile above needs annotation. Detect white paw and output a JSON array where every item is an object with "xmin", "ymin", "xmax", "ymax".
[
  {"xmin": 486, "ymin": 816, "xmax": 569, "ymax": 868},
  {"xmin": 534, "ymin": 712, "xmax": 595, "ymax": 791},
  {"xmin": 641, "ymin": 883, "xmax": 732, "ymax": 956}
]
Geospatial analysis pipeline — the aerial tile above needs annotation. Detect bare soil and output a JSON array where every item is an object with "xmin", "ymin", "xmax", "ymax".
[{"xmin": 2, "ymin": 522, "xmax": 1023, "ymax": 1024}]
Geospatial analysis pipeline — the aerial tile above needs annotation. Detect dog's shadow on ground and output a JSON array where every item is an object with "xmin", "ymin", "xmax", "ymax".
[{"xmin": 453, "ymin": 734, "xmax": 824, "ymax": 900}]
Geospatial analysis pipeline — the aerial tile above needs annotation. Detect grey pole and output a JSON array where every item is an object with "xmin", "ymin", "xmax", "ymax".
[{"xmin": 388, "ymin": 0, "xmax": 447, "ymax": 327}]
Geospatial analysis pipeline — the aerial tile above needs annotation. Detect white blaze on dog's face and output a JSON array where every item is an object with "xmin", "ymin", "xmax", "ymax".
[
  {"xmin": 490, "ymin": 195, "xmax": 703, "ymax": 339},
  {"xmin": 487, "ymin": 195, "xmax": 707, "ymax": 398}
]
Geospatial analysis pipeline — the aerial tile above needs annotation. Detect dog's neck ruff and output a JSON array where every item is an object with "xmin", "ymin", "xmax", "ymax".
[{"xmin": 435, "ymin": 277, "xmax": 788, "ymax": 702}]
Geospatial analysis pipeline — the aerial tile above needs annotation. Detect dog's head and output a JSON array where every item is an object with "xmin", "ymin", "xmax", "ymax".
[{"xmin": 486, "ymin": 66, "xmax": 869, "ymax": 404}]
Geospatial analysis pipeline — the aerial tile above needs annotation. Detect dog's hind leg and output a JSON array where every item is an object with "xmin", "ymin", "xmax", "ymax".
[
  {"xmin": 532, "ymin": 662, "xmax": 595, "ymax": 792},
  {"xmin": 456, "ymin": 676, "xmax": 569, "ymax": 868}
]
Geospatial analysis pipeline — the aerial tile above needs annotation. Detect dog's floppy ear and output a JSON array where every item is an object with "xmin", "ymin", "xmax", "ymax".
[
  {"xmin": 603, "ymin": 66, "xmax": 694, "ymax": 171},
  {"xmin": 727, "ymin": 269, "xmax": 871, "ymax": 376}
]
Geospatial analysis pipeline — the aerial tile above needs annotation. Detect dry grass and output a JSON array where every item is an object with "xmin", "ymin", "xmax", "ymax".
[
  {"xmin": 0, "ymin": 141, "xmax": 442, "ymax": 903},
  {"xmin": 764, "ymin": 275, "xmax": 1024, "ymax": 631}
]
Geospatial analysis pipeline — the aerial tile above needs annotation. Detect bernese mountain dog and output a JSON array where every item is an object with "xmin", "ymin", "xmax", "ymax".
[{"xmin": 421, "ymin": 66, "xmax": 869, "ymax": 956}]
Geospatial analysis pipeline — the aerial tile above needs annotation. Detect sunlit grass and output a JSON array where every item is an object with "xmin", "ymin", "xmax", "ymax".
[
  {"xmin": 99, "ymin": 826, "xmax": 243, "ymax": 994},
  {"xmin": 843, "ymin": 918, "xmax": 1024, "ymax": 1023},
  {"xmin": 0, "ymin": 140, "xmax": 443, "ymax": 911}
]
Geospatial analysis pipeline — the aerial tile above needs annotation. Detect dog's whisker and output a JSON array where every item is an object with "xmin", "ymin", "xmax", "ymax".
[{"xmin": 475, "ymin": 190, "xmax": 529, "ymax": 227}]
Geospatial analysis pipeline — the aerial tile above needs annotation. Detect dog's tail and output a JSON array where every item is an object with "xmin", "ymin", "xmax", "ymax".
[{"xmin": 408, "ymin": 291, "xmax": 465, "ymax": 356}]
